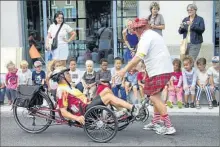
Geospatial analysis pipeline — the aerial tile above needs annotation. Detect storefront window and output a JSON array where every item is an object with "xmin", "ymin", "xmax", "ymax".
[
  {"xmin": 116, "ymin": 0, "xmax": 138, "ymax": 58},
  {"xmin": 214, "ymin": 0, "xmax": 219, "ymax": 56}
]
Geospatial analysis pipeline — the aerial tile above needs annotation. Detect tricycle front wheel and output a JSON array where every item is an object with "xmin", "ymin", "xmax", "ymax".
[{"xmin": 84, "ymin": 105, "xmax": 118, "ymax": 143}]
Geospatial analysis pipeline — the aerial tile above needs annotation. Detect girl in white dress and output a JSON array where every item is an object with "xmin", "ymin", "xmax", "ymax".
[{"xmin": 46, "ymin": 11, "xmax": 76, "ymax": 66}]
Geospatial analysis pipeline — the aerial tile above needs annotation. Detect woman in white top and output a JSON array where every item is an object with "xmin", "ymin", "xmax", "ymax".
[{"xmin": 46, "ymin": 11, "xmax": 76, "ymax": 66}]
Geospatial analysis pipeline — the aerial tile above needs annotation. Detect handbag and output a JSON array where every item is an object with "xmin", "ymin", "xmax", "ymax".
[
  {"xmin": 51, "ymin": 23, "xmax": 64, "ymax": 50},
  {"xmin": 180, "ymin": 25, "xmax": 190, "ymax": 60}
]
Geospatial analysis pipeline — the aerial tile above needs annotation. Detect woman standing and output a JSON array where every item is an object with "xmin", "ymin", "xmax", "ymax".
[
  {"xmin": 147, "ymin": 2, "xmax": 165, "ymax": 36},
  {"xmin": 178, "ymin": 4, "xmax": 205, "ymax": 61},
  {"xmin": 46, "ymin": 11, "xmax": 76, "ymax": 66},
  {"xmin": 122, "ymin": 19, "xmax": 139, "ymax": 63}
]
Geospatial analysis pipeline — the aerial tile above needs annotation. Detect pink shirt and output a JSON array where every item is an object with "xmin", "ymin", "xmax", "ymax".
[
  {"xmin": 6, "ymin": 70, "xmax": 18, "ymax": 89},
  {"xmin": 171, "ymin": 71, "xmax": 183, "ymax": 87}
]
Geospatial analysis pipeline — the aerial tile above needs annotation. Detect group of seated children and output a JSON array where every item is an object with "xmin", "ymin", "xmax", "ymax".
[
  {"xmin": 1, "ymin": 55, "xmax": 219, "ymax": 110},
  {"xmin": 1, "ymin": 60, "xmax": 46, "ymax": 105},
  {"xmin": 164, "ymin": 56, "xmax": 219, "ymax": 109}
]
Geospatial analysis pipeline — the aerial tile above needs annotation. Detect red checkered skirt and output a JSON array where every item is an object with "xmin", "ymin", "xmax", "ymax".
[
  {"xmin": 97, "ymin": 84, "xmax": 111, "ymax": 95},
  {"xmin": 144, "ymin": 73, "xmax": 172, "ymax": 96}
]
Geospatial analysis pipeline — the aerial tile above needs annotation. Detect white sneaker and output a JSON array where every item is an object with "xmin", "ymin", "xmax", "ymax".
[
  {"xmin": 143, "ymin": 122, "xmax": 162, "ymax": 130},
  {"xmin": 155, "ymin": 126, "xmax": 176, "ymax": 135}
]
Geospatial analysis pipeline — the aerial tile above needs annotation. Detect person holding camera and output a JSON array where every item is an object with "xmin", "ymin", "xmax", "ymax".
[{"xmin": 178, "ymin": 4, "xmax": 205, "ymax": 61}]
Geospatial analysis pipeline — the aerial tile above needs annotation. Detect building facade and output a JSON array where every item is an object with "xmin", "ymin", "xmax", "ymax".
[{"xmin": 1, "ymin": 0, "xmax": 219, "ymax": 73}]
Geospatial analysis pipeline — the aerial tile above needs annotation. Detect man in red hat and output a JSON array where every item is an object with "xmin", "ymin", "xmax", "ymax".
[{"xmin": 118, "ymin": 18, "xmax": 176, "ymax": 135}]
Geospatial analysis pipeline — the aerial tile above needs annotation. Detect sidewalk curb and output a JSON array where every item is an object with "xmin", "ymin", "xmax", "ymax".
[{"xmin": 1, "ymin": 106, "xmax": 219, "ymax": 116}]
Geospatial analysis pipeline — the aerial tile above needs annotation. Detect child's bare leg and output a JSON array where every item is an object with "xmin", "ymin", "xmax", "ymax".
[
  {"xmin": 139, "ymin": 86, "xmax": 144, "ymax": 98},
  {"xmin": 133, "ymin": 86, "xmax": 139, "ymax": 102},
  {"xmin": 125, "ymin": 82, "xmax": 130, "ymax": 95}
]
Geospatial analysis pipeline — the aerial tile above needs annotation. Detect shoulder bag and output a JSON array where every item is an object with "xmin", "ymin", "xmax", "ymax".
[{"xmin": 51, "ymin": 23, "xmax": 64, "ymax": 50}]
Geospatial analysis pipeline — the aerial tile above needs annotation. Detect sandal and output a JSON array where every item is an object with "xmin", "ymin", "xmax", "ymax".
[
  {"xmin": 208, "ymin": 103, "xmax": 213, "ymax": 109},
  {"xmin": 166, "ymin": 101, "xmax": 173, "ymax": 108},
  {"xmin": 196, "ymin": 104, "xmax": 201, "ymax": 109}
]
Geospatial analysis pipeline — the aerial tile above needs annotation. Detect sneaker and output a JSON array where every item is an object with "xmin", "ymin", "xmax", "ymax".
[
  {"xmin": 190, "ymin": 103, "xmax": 195, "ymax": 108},
  {"xmin": 155, "ymin": 126, "xmax": 176, "ymax": 135},
  {"xmin": 166, "ymin": 101, "xmax": 173, "ymax": 108},
  {"xmin": 143, "ymin": 122, "xmax": 162, "ymax": 130},
  {"xmin": 185, "ymin": 103, "xmax": 189, "ymax": 108},
  {"xmin": 212, "ymin": 100, "xmax": 217, "ymax": 107},
  {"xmin": 177, "ymin": 101, "xmax": 183, "ymax": 109},
  {"xmin": 131, "ymin": 105, "xmax": 141, "ymax": 117}
]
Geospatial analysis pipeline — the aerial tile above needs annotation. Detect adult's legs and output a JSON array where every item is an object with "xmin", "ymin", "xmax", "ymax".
[{"xmin": 188, "ymin": 43, "xmax": 201, "ymax": 62}]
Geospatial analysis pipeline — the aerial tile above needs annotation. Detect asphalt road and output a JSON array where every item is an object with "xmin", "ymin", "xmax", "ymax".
[{"xmin": 1, "ymin": 113, "xmax": 219, "ymax": 146}]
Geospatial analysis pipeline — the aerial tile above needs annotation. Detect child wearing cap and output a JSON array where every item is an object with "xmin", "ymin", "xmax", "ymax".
[
  {"xmin": 208, "ymin": 56, "xmax": 219, "ymax": 107},
  {"xmin": 17, "ymin": 60, "xmax": 32, "ymax": 85},
  {"xmin": 32, "ymin": 61, "xmax": 46, "ymax": 86}
]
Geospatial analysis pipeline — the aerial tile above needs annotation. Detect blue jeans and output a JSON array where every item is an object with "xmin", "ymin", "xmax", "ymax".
[
  {"xmin": 76, "ymin": 82, "xmax": 84, "ymax": 93},
  {"xmin": 123, "ymin": 48, "xmax": 132, "ymax": 63},
  {"xmin": 112, "ymin": 84, "xmax": 127, "ymax": 101},
  {"xmin": 0, "ymin": 88, "xmax": 6, "ymax": 102},
  {"xmin": 6, "ymin": 88, "xmax": 17, "ymax": 101}
]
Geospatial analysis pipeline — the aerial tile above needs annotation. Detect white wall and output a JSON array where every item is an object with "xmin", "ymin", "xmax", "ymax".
[
  {"xmin": 138, "ymin": 1, "xmax": 214, "ymax": 46},
  {"xmin": 0, "ymin": 1, "xmax": 22, "ymax": 47},
  {"xmin": 0, "ymin": 1, "xmax": 23, "ymax": 73}
]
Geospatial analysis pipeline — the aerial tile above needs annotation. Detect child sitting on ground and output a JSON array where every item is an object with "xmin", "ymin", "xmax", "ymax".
[
  {"xmin": 69, "ymin": 58, "xmax": 84, "ymax": 92},
  {"xmin": 5, "ymin": 61, "xmax": 18, "ymax": 105},
  {"xmin": 195, "ymin": 58, "xmax": 213, "ymax": 109},
  {"xmin": 32, "ymin": 61, "xmax": 46, "ymax": 86},
  {"xmin": 17, "ymin": 60, "xmax": 32, "ymax": 86},
  {"xmin": 208, "ymin": 56, "xmax": 219, "ymax": 107},
  {"xmin": 167, "ymin": 59, "xmax": 183, "ymax": 109},
  {"xmin": 95, "ymin": 59, "xmax": 111, "ymax": 95},
  {"xmin": 182, "ymin": 56, "xmax": 197, "ymax": 108},
  {"xmin": 125, "ymin": 66, "xmax": 139, "ymax": 104},
  {"xmin": 82, "ymin": 60, "xmax": 97, "ymax": 100},
  {"xmin": 111, "ymin": 57, "xmax": 126, "ymax": 101}
]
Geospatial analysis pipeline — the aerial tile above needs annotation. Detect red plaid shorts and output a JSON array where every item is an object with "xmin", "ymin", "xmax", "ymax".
[{"xmin": 144, "ymin": 73, "xmax": 172, "ymax": 96}]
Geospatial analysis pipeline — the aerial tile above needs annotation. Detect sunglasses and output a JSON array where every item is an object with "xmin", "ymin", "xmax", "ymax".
[
  {"xmin": 212, "ymin": 61, "xmax": 219, "ymax": 63},
  {"xmin": 187, "ymin": 9, "xmax": 194, "ymax": 12},
  {"xmin": 35, "ymin": 65, "xmax": 42, "ymax": 68}
]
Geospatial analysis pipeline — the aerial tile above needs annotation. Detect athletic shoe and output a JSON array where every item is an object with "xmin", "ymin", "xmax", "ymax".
[
  {"xmin": 177, "ymin": 101, "xmax": 183, "ymax": 109},
  {"xmin": 155, "ymin": 126, "xmax": 176, "ymax": 135},
  {"xmin": 166, "ymin": 101, "xmax": 173, "ymax": 108},
  {"xmin": 190, "ymin": 103, "xmax": 195, "ymax": 108},
  {"xmin": 184, "ymin": 103, "xmax": 189, "ymax": 108},
  {"xmin": 143, "ymin": 122, "xmax": 162, "ymax": 130},
  {"xmin": 131, "ymin": 104, "xmax": 141, "ymax": 117},
  {"xmin": 196, "ymin": 103, "xmax": 201, "ymax": 109},
  {"xmin": 212, "ymin": 100, "xmax": 218, "ymax": 107}
]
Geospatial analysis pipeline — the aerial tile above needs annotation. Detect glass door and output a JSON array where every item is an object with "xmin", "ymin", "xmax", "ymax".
[{"xmin": 116, "ymin": 0, "xmax": 138, "ymax": 58}]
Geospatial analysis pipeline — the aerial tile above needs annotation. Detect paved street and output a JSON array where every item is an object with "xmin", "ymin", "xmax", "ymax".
[{"xmin": 1, "ymin": 112, "xmax": 219, "ymax": 146}]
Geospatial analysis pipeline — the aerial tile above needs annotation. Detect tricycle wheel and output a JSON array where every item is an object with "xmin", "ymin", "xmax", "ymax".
[{"xmin": 84, "ymin": 105, "xmax": 118, "ymax": 143}]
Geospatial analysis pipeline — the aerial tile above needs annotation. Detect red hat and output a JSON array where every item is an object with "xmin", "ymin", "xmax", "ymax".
[{"xmin": 130, "ymin": 18, "xmax": 148, "ymax": 29}]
